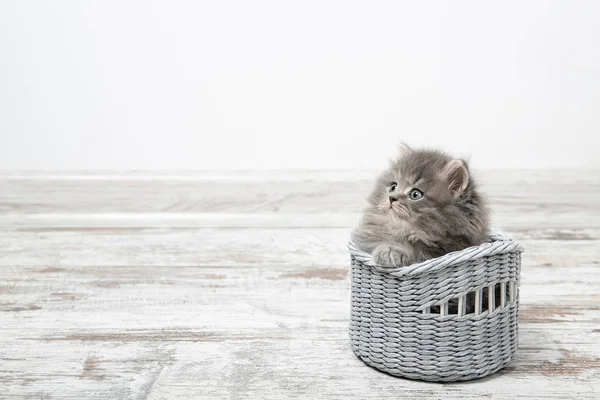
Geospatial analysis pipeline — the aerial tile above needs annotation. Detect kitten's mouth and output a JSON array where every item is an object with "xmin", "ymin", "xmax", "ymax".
[{"xmin": 390, "ymin": 203, "xmax": 409, "ymax": 218}]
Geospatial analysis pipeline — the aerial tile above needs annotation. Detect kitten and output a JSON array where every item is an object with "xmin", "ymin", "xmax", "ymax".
[{"xmin": 351, "ymin": 144, "xmax": 489, "ymax": 268}]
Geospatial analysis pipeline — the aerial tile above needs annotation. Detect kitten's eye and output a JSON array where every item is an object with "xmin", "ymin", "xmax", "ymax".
[
  {"xmin": 388, "ymin": 183, "xmax": 398, "ymax": 193},
  {"xmin": 409, "ymin": 189, "xmax": 423, "ymax": 201}
]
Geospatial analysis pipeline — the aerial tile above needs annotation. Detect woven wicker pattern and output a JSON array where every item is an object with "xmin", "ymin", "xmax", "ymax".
[{"xmin": 348, "ymin": 233, "xmax": 523, "ymax": 382}]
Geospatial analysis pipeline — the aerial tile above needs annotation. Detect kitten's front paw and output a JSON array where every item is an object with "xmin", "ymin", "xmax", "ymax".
[{"xmin": 373, "ymin": 245, "xmax": 409, "ymax": 268}]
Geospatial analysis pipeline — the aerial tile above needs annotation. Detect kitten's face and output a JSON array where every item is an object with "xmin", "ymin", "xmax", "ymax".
[{"xmin": 368, "ymin": 149, "xmax": 468, "ymax": 222}]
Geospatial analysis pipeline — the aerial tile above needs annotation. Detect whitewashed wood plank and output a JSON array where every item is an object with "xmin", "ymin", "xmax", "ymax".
[
  {"xmin": 2, "ymin": 211, "xmax": 600, "ymax": 231},
  {"xmin": 0, "ymin": 170, "xmax": 599, "ymax": 399},
  {"xmin": 1, "ymin": 261, "xmax": 598, "ymax": 399},
  {"xmin": 1, "ymin": 170, "xmax": 598, "ymax": 221},
  {"xmin": 0, "ymin": 228, "xmax": 598, "ymax": 269}
]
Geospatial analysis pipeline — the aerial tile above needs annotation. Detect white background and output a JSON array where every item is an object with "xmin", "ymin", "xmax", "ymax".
[{"xmin": 1, "ymin": 0, "xmax": 599, "ymax": 170}]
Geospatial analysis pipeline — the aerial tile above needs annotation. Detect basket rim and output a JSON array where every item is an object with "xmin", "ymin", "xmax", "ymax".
[{"xmin": 348, "ymin": 232, "xmax": 523, "ymax": 278}]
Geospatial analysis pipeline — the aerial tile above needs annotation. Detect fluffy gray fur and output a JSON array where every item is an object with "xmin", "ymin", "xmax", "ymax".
[{"xmin": 351, "ymin": 144, "xmax": 490, "ymax": 268}]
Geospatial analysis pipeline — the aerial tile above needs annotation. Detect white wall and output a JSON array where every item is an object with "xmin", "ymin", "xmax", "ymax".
[{"xmin": 1, "ymin": 0, "xmax": 599, "ymax": 170}]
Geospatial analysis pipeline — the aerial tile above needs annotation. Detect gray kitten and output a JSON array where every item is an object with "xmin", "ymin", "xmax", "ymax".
[{"xmin": 352, "ymin": 144, "xmax": 489, "ymax": 268}]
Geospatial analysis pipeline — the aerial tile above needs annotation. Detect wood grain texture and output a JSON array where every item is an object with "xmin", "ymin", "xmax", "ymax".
[{"xmin": 0, "ymin": 170, "xmax": 599, "ymax": 399}]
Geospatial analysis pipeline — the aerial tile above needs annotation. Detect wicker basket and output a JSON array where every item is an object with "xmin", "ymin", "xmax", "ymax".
[{"xmin": 348, "ymin": 233, "xmax": 523, "ymax": 382}]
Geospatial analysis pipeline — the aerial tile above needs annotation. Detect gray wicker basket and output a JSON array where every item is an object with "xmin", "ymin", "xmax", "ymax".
[{"xmin": 348, "ymin": 233, "xmax": 523, "ymax": 382}]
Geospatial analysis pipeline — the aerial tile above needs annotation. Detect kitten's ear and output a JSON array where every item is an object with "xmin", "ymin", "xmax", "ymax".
[
  {"xmin": 398, "ymin": 143, "xmax": 413, "ymax": 157},
  {"xmin": 443, "ymin": 159, "xmax": 469, "ymax": 197},
  {"xmin": 459, "ymin": 158, "xmax": 471, "ymax": 171}
]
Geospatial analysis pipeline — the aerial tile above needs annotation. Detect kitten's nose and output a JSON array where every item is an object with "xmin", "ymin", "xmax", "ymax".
[{"xmin": 389, "ymin": 196, "xmax": 398, "ymax": 204}]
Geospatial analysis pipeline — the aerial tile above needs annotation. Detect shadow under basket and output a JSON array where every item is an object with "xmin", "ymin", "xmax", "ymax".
[{"xmin": 348, "ymin": 233, "xmax": 524, "ymax": 382}]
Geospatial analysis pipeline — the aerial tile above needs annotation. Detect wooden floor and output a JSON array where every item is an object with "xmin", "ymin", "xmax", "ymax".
[{"xmin": 0, "ymin": 170, "xmax": 599, "ymax": 399}]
